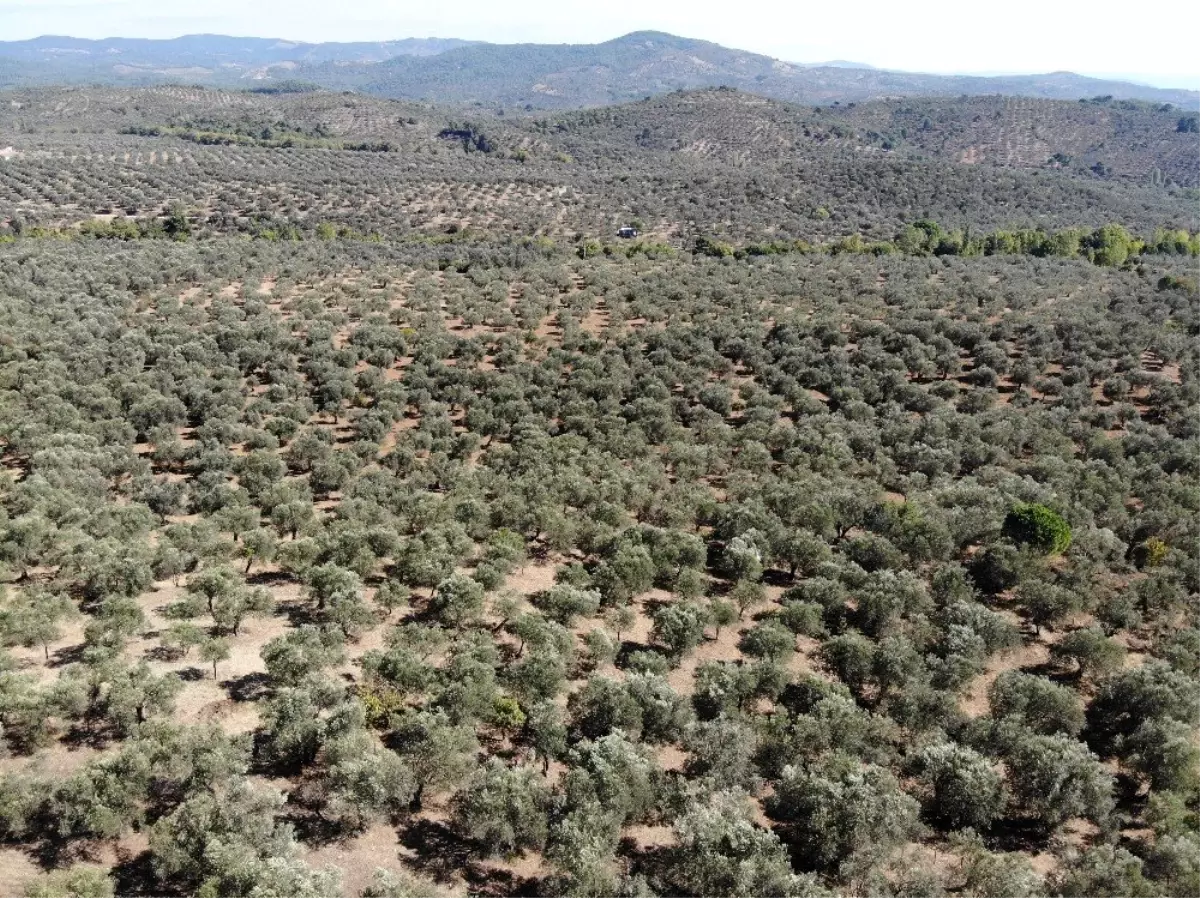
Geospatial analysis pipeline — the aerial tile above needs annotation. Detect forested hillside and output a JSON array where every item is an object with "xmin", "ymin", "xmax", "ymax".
[
  {"xmin": 0, "ymin": 35, "xmax": 477, "ymax": 87},
  {"xmin": 0, "ymin": 80, "xmax": 1196, "ymax": 898},
  {"xmin": 0, "ymin": 86, "xmax": 1196, "ymax": 248},
  {"xmin": 1, "ymin": 31, "xmax": 1195, "ymax": 109},
  {"xmin": 543, "ymin": 90, "xmax": 1198, "ymax": 187}
]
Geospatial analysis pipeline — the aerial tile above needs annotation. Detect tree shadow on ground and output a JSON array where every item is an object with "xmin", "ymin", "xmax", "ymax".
[
  {"xmin": 982, "ymin": 816, "xmax": 1054, "ymax": 854},
  {"xmin": 247, "ymin": 570, "xmax": 294, "ymax": 588},
  {"xmin": 614, "ymin": 640, "xmax": 658, "ymax": 668},
  {"xmin": 395, "ymin": 816, "xmax": 547, "ymax": 896},
  {"xmin": 280, "ymin": 601, "xmax": 324, "ymax": 628},
  {"xmin": 143, "ymin": 644, "xmax": 186, "ymax": 663},
  {"xmin": 287, "ymin": 808, "xmax": 352, "ymax": 848},
  {"xmin": 398, "ymin": 817, "xmax": 475, "ymax": 882},
  {"xmin": 176, "ymin": 665, "xmax": 207, "ymax": 683},
  {"xmin": 48, "ymin": 643, "xmax": 87, "ymax": 668},
  {"xmin": 110, "ymin": 849, "xmax": 162, "ymax": 897},
  {"xmin": 224, "ymin": 670, "xmax": 271, "ymax": 702}
]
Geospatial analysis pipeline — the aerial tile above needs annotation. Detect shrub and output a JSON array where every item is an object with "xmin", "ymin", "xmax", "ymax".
[{"xmin": 1003, "ymin": 503, "xmax": 1071, "ymax": 555}]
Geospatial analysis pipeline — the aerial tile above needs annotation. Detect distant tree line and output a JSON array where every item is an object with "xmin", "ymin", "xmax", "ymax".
[{"xmin": 694, "ymin": 221, "xmax": 1200, "ymax": 267}]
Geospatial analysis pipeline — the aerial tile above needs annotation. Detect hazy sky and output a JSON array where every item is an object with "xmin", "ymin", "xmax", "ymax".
[{"xmin": 2, "ymin": 0, "xmax": 1197, "ymax": 88}]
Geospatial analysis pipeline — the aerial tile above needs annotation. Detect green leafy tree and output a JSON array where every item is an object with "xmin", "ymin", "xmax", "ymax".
[
  {"xmin": 910, "ymin": 741, "xmax": 1006, "ymax": 831},
  {"xmin": 83, "ymin": 661, "xmax": 182, "ymax": 735},
  {"xmin": 650, "ymin": 601, "xmax": 708, "ymax": 661},
  {"xmin": 1002, "ymin": 731, "xmax": 1113, "ymax": 830},
  {"xmin": 262, "ymin": 626, "xmax": 347, "ymax": 687},
  {"xmin": 259, "ymin": 679, "xmax": 351, "ymax": 768},
  {"xmin": 360, "ymin": 867, "xmax": 446, "ymax": 898},
  {"xmin": 149, "ymin": 778, "xmax": 298, "ymax": 895},
  {"xmin": 740, "ymin": 620, "xmax": 796, "ymax": 662},
  {"xmin": 988, "ymin": 671, "xmax": 1084, "ymax": 736},
  {"xmin": 683, "ymin": 716, "xmax": 760, "ymax": 791},
  {"xmin": 213, "ymin": 585, "xmax": 272, "ymax": 636},
  {"xmin": 327, "ymin": 588, "xmax": 377, "ymax": 639},
  {"xmin": 389, "ymin": 710, "xmax": 479, "ymax": 810},
  {"xmin": 304, "ymin": 563, "xmax": 361, "ymax": 612},
  {"xmin": 162, "ymin": 621, "xmax": 206, "ymax": 659},
  {"xmin": 1050, "ymin": 844, "xmax": 1156, "ymax": 898},
  {"xmin": 532, "ymin": 583, "xmax": 601, "ymax": 625},
  {"xmin": 1123, "ymin": 717, "xmax": 1200, "ymax": 792},
  {"xmin": 451, "ymin": 759, "xmax": 551, "ymax": 856},
  {"xmin": 200, "ymin": 637, "xmax": 231, "ymax": 681},
  {"xmin": 23, "ymin": 866, "xmax": 115, "ymax": 898},
  {"xmin": 767, "ymin": 752, "xmax": 921, "ymax": 875},
  {"xmin": 319, "ymin": 731, "xmax": 417, "ymax": 831},
  {"xmin": 1052, "ymin": 627, "xmax": 1126, "ymax": 680},
  {"xmin": 1003, "ymin": 503, "xmax": 1071, "ymax": 555},
  {"xmin": 1019, "ymin": 580, "xmax": 1082, "ymax": 635},
  {"xmin": 950, "ymin": 831, "xmax": 1045, "ymax": 898},
  {"xmin": 373, "ymin": 579, "xmax": 409, "ymax": 618},
  {"xmin": 566, "ymin": 731, "xmax": 661, "ymax": 825},
  {"xmin": 1087, "ymin": 661, "xmax": 1199, "ymax": 754},
  {"xmin": 429, "ymin": 573, "xmax": 485, "ymax": 627},
  {"xmin": 48, "ymin": 751, "xmax": 150, "ymax": 841},
  {"xmin": 669, "ymin": 790, "xmax": 828, "ymax": 897},
  {"xmin": 239, "ymin": 528, "xmax": 278, "ymax": 575},
  {"xmin": 526, "ymin": 701, "xmax": 568, "ymax": 774},
  {"xmin": 568, "ymin": 676, "xmax": 644, "ymax": 741},
  {"xmin": 603, "ymin": 605, "xmax": 636, "ymax": 643},
  {"xmin": 708, "ymin": 597, "xmax": 738, "ymax": 639},
  {"xmin": 730, "ymin": 579, "xmax": 767, "ymax": 619},
  {"xmin": 0, "ymin": 589, "xmax": 78, "ymax": 660},
  {"xmin": 186, "ymin": 565, "xmax": 239, "ymax": 616}
]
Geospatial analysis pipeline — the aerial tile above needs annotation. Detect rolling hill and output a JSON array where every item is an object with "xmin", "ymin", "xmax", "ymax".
[
  {"xmin": 0, "ymin": 83, "xmax": 1194, "ymax": 251},
  {"xmin": 533, "ymin": 88, "xmax": 1199, "ymax": 186},
  {"xmin": 1, "ymin": 31, "xmax": 1195, "ymax": 110},
  {"xmin": 0, "ymin": 34, "xmax": 478, "ymax": 85},
  {"xmin": 349, "ymin": 32, "xmax": 1199, "ymax": 109}
]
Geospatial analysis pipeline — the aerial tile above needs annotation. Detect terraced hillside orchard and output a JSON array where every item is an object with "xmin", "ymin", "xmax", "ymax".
[
  {"xmin": 0, "ymin": 83, "xmax": 1196, "ymax": 898},
  {"xmin": 0, "ymin": 87, "xmax": 1196, "ymax": 246}
]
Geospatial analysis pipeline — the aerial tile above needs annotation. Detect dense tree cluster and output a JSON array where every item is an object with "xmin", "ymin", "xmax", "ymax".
[
  {"xmin": 0, "ymin": 83, "xmax": 1195, "ymax": 898},
  {"xmin": 0, "ymin": 86, "xmax": 1195, "ymax": 248}
]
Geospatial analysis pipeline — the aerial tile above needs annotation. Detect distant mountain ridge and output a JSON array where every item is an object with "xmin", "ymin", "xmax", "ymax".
[
  {"xmin": 0, "ymin": 34, "xmax": 478, "ymax": 86},
  {"xmin": 0, "ymin": 30, "xmax": 1195, "ymax": 109}
]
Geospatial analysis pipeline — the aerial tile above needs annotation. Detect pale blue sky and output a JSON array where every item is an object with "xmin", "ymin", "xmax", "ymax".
[{"xmin": 2, "ymin": 0, "xmax": 1197, "ymax": 88}]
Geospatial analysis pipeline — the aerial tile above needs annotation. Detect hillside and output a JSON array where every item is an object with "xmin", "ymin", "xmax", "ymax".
[
  {"xmin": 0, "ymin": 34, "xmax": 478, "ymax": 85},
  {"xmin": 536, "ymin": 88, "xmax": 1200, "ymax": 186},
  {"xmin": 284, "ymin": 32, "xmax": 1200, "ymax": 109},
  {"xmin": 1, "ymin": 31, "xmax": 1196, "ymax": 109},
  {"xmin": 349, "ymin": 33, "xmax": 1199, "ymax": 109},
  {"xmin": 0, "ymin": 85, "xmax": 1194, "ymax": 248},
  {"xmin": 348, "ymin": 31, "xmax": 800, "ymax": 106},
  {"xmin": 0, "ymin": 57, "xmax": 1197, "ymax": 898}
]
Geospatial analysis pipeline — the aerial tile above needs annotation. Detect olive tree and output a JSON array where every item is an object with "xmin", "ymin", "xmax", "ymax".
[
  {"xmin": 451, "ymin": 759, "xmax": 551, "ymax": 856},
  {"xmin": 766, "ymin": 752, "xmax": 921, "ymax": 875}
]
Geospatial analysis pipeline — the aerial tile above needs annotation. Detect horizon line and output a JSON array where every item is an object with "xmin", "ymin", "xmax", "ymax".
[{"xmin": 2, "ymin": 30, "xmax": 1197, "ymax": 92}]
